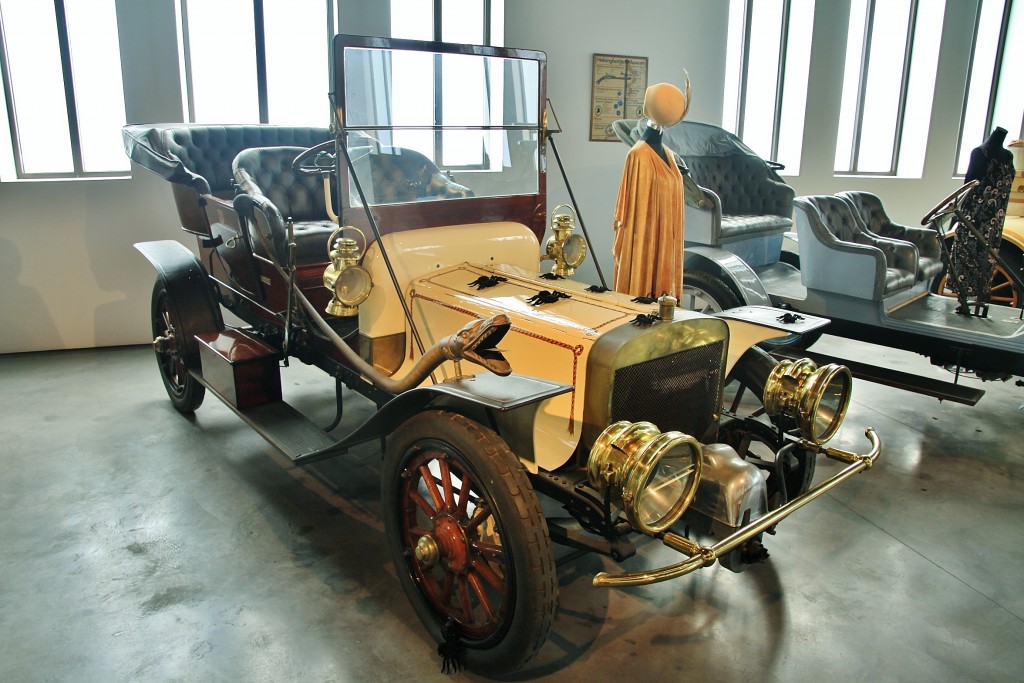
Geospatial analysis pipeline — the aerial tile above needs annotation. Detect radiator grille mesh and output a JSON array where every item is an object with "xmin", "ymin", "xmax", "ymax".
[{"xmin": 610, "ymin": 340, "xmax": 725, "ymax": 438}]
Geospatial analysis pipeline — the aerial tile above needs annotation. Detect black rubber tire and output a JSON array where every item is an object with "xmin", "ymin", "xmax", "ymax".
[
  {"xmin": 682, "ymin": 269, "xmax": 742, "ymax": 313},
  {"xmin": 779, "ymin": 250, "xmax": 801, "ymax": 269},
  {"xmin": 719, "ymin": 418, "xmax": 815, "ymax": 506},
  {"xmin": 151, "ymin": 280, "xmax": 205, "ymax": 413},
  {"xmin": 381, "ymin": 410, "xmax": 557, "ymax": 676}
]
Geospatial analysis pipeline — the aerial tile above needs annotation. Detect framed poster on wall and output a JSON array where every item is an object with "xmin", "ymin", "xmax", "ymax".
[{"xmin": 590, "ymin": 54, "xmax": 648, "ymax": 142}]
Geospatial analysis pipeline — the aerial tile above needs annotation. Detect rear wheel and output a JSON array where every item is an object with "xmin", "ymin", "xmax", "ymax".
[
  {"xmin": 382, "ymin": 410, "xmax": 556, "ymax": 676},
  {"xmin": 681, "ymin": 269, "xmax": 741, "ymax": 313},
  {"xmin": 151, "ymin": 280, "xmax": 205, "ymax": 413},
  {"xmin": 932, "ymin": 238, "xmax": 1022, "ymax": 308}
]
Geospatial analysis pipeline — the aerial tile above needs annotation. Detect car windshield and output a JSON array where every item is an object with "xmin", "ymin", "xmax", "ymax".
[{"xmin": 337, "ymin": 40, "xmax": 544, "ymax": 207}]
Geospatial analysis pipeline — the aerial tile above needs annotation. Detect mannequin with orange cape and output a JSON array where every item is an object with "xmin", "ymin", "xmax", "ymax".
[{"xmin": 612, "ymin": 78, "xmax": 691, "ymax": 299}]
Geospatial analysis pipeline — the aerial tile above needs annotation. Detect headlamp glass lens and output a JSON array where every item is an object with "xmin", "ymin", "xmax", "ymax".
[{"xmin": 637, "ymin": 443, "xmax": 698, "ymax": 530}]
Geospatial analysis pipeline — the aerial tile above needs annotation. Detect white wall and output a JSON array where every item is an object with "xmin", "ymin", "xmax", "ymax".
[
  {"xmin": 506, "ymin": 0, "xmax": 731, "ymax": 288},
  {"xmin": 0, "ymin": 0, "xmax": 985, "ymax": 354},
  {"xmin": 509, "ymin": 0, "xmax": 981, "ymax": 287}
]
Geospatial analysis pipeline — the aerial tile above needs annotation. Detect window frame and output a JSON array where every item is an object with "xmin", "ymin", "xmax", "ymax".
[
  {"xmin": 0, "ymin": 0, "xmax": 128, "ymax": 180},
  {"xmin": 390, "ymin": 0, "xmax": 501, "ymax": 170},
  {"xmin": 840, "ymin": 0, "xmax": 919, "ymax": 176},
  {"xmin": 731, "ymin": 0, "xmax": 790, "ymax": 163},
  {"xmin": 723, "ymin": 0, "xmax": 815, "ymax": 174},
  {"xmin": 178, "ymin": 0, "xmax": 340, "ymax": 125},
  {"xmin": 954, "ymin": 0, "xmax": 1019, "ymax": 176}
]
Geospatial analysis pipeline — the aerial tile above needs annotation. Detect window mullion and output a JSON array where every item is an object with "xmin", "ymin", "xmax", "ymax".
[
  {"xmin": 736, "ymin": 0, "xmax": 753, "ymax": 139},
  {"xmin": 984, "ymin": 0, "xmax": 1014, "ymax": 137},
  {"xmin": 889, "ymin": 0, "xmax": 918, "ymax": 175},
  {"xmin": 179, "ymin": 0, "xmax": 197, "ymax": 122},
  {"xmin": 771, "ymin": 0, "xmax": 791, "ymax": 162},
  {"xmin": 52, "ymin": 0, "xmax": 82, "ymax": 174},
  {"xmin": 850, "ymin": 0, "xmax": 876, "ymax": 172},
  {"xmin": 0, "ymin": 10, "xmax": 26, "ymax": 176},
  {"xmin": 254, "ymin": 0, "xmax": 268, "ymax": 123}
]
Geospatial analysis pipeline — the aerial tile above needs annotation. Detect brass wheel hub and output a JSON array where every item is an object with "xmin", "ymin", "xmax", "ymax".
[{"xmin": 414, "ymin": 534, "xmax": 440, "ymax": 568}]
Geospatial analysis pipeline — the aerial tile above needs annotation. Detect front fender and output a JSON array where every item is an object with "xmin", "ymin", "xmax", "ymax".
[{"xmin": 295, "ymin": 372, "xmax": 572, "ymax": 465}]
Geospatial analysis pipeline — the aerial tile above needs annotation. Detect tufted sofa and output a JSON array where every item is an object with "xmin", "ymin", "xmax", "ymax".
[
  {"xmin": 122, "ymin": 124, "xmax": 331, "ymax": 235},
  {"xmin": 794, "ymin": 195, "xmax": 919, "ymax": 300},
  {"xmin": 837, "ymin": 191, "xmax": 943, "ymax": 283},
  {"xmin": 233, "ymin": 146, "xmax": 337, "ymax": 265}
]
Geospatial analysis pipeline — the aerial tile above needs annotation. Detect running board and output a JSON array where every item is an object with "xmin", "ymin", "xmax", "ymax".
[
  {"xmin": 192, "ymin": 371, "xmax": 338, "ymax": 459},
  {"xmin": 771, "ymin": 348, "xmax": 985, "ymax": 406}
]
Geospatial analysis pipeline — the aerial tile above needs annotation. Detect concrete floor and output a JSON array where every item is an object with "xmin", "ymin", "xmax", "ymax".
[{"xmin": 1, "ymin": 335, "xmax": 1023, "ymax": 682}]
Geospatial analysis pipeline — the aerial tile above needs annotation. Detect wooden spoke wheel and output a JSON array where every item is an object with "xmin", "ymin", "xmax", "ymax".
[
  {"xmin": 382, "ymin": 411, "xmax": 556, "ymax": 676},
  {"xmin": 932, "ymin": 240, "xmax": 1022, "ymax": 308}
]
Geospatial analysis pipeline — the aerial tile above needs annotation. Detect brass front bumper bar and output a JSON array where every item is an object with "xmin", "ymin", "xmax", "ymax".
[{"xmin": 593, "ymin": 428, "xmax": 881, "ymax": 588}]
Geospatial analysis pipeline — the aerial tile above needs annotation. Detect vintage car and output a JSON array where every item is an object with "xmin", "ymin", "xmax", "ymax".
[
  {"xmin": 613, "ymin": 119, "xmax": 1024, "ymax": 400},
  {"xmin": 124, "ymin": 35, "xmax": 880, "ymax": 676}
]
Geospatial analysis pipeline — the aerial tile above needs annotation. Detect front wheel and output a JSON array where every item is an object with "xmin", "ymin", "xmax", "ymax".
[
  {"xmin": 381, "ymin": 411, "xmax": 557, "ymax": 676},
  {"xmin": 151, "ymin": 280, "xmax": 205, "ymax": 413}
]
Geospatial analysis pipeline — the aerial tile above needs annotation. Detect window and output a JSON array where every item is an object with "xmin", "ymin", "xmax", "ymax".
[
  {"xmin": 0, "ymin": 0, "xmax": 129, "ymax": 179},
  {"xmin": 834, "ymin": 0, "xmax": 945, "ymax": 176},
  {"xmin": 390, "ymin": 0, "xmax": 505, "ymax": 167},
  {"xmin": 722, "ymin": 0, "xmax": 815, "ymax": 174},
  {"xmin": 955, "ymin": 0, "xmax": 1023, "ymax": 175},
  {"xmin": 177, "ymin": 0, "xmax": 337, "ymax": 125}
]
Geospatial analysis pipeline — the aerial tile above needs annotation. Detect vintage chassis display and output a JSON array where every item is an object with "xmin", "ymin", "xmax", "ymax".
[{"xmin": 125, "ymin": 34, "xmax": 880, "ymax": 677}]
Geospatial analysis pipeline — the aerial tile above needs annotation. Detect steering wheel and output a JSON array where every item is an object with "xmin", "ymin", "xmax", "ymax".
[
  {"xmin": 293, "ymin": 139, "xmax": 337, "ymax": 176},
  {"xmin": 921, "ymin": 179, "xmax": 980, "ymax": 225}
]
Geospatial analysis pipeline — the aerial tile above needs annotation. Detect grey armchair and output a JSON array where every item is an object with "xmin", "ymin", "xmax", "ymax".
[
  {"xmin": 837, "ymin": 191, "xmax": 943, "ymax": 282},
  {"xmin": 794, "ymin": 196, "xmax": 918, "ymax": 301}
]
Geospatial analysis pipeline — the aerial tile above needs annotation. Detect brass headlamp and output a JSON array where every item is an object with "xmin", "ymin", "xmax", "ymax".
[
  {"xmin": 323, "ymin": 226, "xmax": 372, "ymax": 317},
  {"xmin": 588, "ymin": 420, "xmax": 702, "ymax": 535},
  {"xmin": 763, "ymin": 358, "xmax": 852, "ymax": 445},
  {"xmin": 543, "ymin": 204, "xmax": 587, "ymax": 277}
]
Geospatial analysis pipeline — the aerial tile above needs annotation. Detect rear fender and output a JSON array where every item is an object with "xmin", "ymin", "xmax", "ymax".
[
  {"xmin": 684, "ymin": 246, "xmax": 771, "ymax": 306},
  {"xmin": 136, "ymin": 240, "xmax": 224, "ymax": 359}
]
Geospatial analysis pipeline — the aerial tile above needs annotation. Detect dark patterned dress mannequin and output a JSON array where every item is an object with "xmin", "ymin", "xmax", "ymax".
[{"xmin": 948, "ymin": 127, "xmax": 1015, "ymax": 311}]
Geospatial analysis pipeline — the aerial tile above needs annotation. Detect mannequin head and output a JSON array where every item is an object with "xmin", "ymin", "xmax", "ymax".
[
  {"xmin": 986, "ymin": 126, "xmax": 1009, "ymax": 149},
  {"xmin": 643, "ymin": 75, "xmax": 692, "ymax": 129}
]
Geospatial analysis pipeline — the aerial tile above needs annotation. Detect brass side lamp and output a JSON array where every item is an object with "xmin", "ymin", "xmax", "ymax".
[
  {"xmin": 323, "ymin": 226, "xmax": 372, "ymax": 317},
  {"xmin": 543, "ymin": 204, "xmax": 587, "ymax": 277}
]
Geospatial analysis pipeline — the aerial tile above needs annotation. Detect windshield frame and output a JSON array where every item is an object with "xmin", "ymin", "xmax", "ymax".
[{"xmin": 331, "ymin": 34, "xmax": 549, "ymax": 241}]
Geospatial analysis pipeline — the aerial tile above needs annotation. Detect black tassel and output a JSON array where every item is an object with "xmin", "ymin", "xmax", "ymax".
[{"xmin": 438, "ymin": 618, "xmax": 464, "ymax": 674}]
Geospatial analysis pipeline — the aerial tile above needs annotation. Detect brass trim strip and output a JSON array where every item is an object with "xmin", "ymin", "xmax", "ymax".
[{"xmin": 592, "ymin": 428, "xmax": 881, "ymax": 587}]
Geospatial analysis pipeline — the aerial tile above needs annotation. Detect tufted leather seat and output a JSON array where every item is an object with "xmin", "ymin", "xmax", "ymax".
[
  {"xmin": 684, "ymin": 155, "xmax": 794, "ymax": 241},
  {"xmin": 795, "ymin": 195, "xmax": 918, "ymax": 300},
  {"xmin": 357, "ymin": 145, "xmax": 474, "ymax": 204},
  {"xmin": 123, "ymin": 124, "xmax": 330, "ymax": 196},
  {"xmin": 610, "ymin": 119, "xmax": 794, "ymax": 249},
  {"xmin": 232, "ymin": 146, "xmax": 337, "ymax": 265},
  {"xmin": 837, "ymin": 191, "xmax": 943, "ymax": 282}
]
